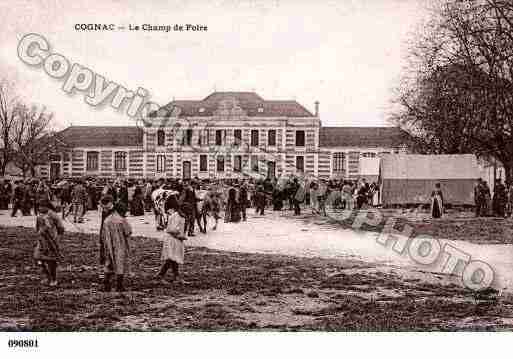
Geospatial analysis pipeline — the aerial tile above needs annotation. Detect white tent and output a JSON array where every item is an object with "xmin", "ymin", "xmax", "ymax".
[{"xmin": 380, "ymin": 154, "xmax": 480, "ymax": 205}]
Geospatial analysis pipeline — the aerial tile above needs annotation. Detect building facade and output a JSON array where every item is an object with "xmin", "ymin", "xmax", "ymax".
[{"xmin": 37, "ymin": 92, "xmax": 408, "ymax": 180}]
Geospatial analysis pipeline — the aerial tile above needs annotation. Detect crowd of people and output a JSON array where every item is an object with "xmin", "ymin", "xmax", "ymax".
[
  {"xmin": 474, "ymin": 178, "xmax": 513, "ymax": 218},
  {"xmin": 0, "ymin": 175, "xmax": 385, "ymax": 292},
  {"xmin": 0, "ymin": 176, "xmax": 381, "ymax": 221},
  {"xmin": 12, "ymin": 174, "xmax": 513, "ymax": 292}
]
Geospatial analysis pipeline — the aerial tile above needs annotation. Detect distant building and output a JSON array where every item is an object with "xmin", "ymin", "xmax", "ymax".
[{"xmin": 36, "ymin": 92, "xmax": 408, "ymax": 180}]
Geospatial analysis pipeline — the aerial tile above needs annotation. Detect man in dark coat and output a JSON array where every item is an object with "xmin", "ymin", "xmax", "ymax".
[
  {"xmin": 239, "ymin": 182, "xmax": 249, "ymax": 221},
  {"xmin": 11, "ymin": 181, "xmax": 25, "ymax": 217},
  {"xmin": 493, "ymin": 179, "xmax": 507, "ymax": 218},
  {"xmin": 180, "ymin": 182, "xmax": 199, "ymax": 236},
  {"xmin": 291, "ymin": 178, "xmax": 302, "ymax": 216},
  {"xmin": 474, "ymin": 179, "xmax": 484, "ymax": 217},
  {"xmin": 254, "ymin": 185, "xmax": 266, "ymax": 216}
]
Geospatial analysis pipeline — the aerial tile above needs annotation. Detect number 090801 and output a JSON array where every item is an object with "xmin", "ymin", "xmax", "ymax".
[{"xmin": 8, "ymin": 339, "xmax": 38, "ymax": 348}]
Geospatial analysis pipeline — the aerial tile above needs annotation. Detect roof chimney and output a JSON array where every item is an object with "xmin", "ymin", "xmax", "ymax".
[{"xmin": 314, "ymin": 101, "xmax": 319, "ymax": 117}]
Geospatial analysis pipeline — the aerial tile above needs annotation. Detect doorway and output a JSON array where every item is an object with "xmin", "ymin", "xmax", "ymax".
[
  {"xmin": 267, "ymin": 161, "xmax": 276, "ymax": 179},
  {"xmin": 50, "ymin": 162, "xmax": 61, "ymax": 181},
  {"xmin": 182, "ymin": 161, "xmax": 191, "ymax": 180}
]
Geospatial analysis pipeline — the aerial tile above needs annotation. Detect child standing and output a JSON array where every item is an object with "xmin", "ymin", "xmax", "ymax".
[
  {"xmin": 100, "ymin": 199, "xmax": 132, "ymax": 292},
  {"xmin": 35, "ymin": 201, "xmax": 65, "ymax": 286},
  {"xmin": 155, "ymin": 194, "xmax": 187, "ymax": 284}
]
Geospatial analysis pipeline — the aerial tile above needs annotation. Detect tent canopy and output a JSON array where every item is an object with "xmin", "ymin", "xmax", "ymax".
[
  {"xmin": 380, "ymin": 154, "xmax": 480, "ymax": 180},
  {"xmin": 379, "ymin": 154, "xmax": 480, "ymax": 205}
]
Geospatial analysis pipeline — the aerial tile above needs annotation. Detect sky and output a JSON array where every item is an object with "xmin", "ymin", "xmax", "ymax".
[{"xmin": 0, "ymin": 0, "xmax": 430, "ymax": 129}]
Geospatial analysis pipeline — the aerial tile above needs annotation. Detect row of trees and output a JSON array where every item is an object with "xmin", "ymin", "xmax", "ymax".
[
  {"xmin": 392, "ymin": 0, "xmax": 513, "ymax": 183},
  {"xmin": 0, "ymin": 81, "xmax": 55, "ymax": 177}
]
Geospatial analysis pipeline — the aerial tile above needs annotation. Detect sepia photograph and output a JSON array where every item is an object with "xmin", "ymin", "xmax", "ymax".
[{"xmin": 1, "ymin": 0, "xmax": 513, "ymax": 356}]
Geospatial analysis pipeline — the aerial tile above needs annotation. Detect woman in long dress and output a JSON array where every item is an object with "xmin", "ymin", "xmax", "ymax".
[
  {"xmin": 226, "ymin": 185, "xmax": 241, "ymax": 222},
  {"xmin": 430, "ymin": 183, "xmax": 444, "ymax": 219}
]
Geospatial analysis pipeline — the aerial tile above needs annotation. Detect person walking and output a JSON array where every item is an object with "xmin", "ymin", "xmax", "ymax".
[{"xmin": 11, "ymin": 181, "xmax": 25, "ymax": 217}]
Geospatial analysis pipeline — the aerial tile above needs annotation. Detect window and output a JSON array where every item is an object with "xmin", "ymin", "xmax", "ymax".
[
  {"xmin": 251, "ymin": 130, "xmax": 259, "ymax": 147},
  {"xmin": 233, "ymin": 155, "xmax": 242, "ymax": 172},
  {"xmin": 234, "ymin": 129, "xmax": 242, "ymax": 146},
  {"xmin": 204, "ymin": 129, "xmax": 210, "ymax": 146},
  {"xmin": 258, "ymin": 107, "xmax": 264, "ymax": 113},
  {"xmin": 251, "ymin": 155, "xmax": 259, "ymax": 172},
  {"xmin": 333, "ymin": 152, "xmax": 345, "ymax": 173},
  {"xmin": 217, "ymin": 155, "xmax": 225, "ymax": 172},
  {"xmin": 114, "ymin": 151, "xmax": 127, "ymax": 171},
  {"xmin": 198, "ymin": 129, "xmax": 209, "ymax": 146},
  {"xmin": 362, "ymin": 152, "xmax": 376, "ymax": 158},
  {"xmin": 215, "ymin": 130, "xmax": 224, "ymax": 146},
  {"xmin": 200, "ymin": 155, "xmax": 208, "ymax": 172},
  {"xmin": 157, "ymin": 129, "xmax": 165, "ymax": 146},
  {"xmin": 182, "ymin": 129, "xmax": 193, "ymax": 146},
  {"xmin": 86, "ymin": 151, "xmax": 99, "ymax": 171},
  {"xmin": 156, "ymin": 155, "xmax": 166, "ymax": 173},
  {"xmin": 296, "ymin": 156, "xmax": 304, "ymax": 172},
  {"xmin": 268, "ymin": 129, "xmax": 276, "ymax": 146},
  {"xmin": 295, "ymin": 130, "xmax": 305, "ymax": 147},
  {"xmin": 49, "ymin": 154, "xmax": 61, "ymax": 161},
  {"xmin": 199, "ymin": 107, "xmax": 205, "ymax": 113}
]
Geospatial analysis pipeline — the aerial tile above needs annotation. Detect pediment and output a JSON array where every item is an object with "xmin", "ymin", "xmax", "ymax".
[{"xmin": 213, "ymin": 97, "xmax": 247, "ymax": 117}]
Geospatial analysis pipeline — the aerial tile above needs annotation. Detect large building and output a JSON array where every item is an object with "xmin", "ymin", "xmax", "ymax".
[{"xmin": 37, "ymin": 92, "xmax": 408, "ymax": 180}]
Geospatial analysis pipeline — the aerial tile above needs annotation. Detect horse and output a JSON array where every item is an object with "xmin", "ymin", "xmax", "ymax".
[
  {"xmin": 151, "ymin": 188, "xmax": 179, "ymax": 230},
  {"xmin": 195, "ymin": 189, "xmax": 221, "ymax": 233}
]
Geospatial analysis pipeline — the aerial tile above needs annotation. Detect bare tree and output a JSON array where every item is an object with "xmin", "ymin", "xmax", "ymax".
[
  {"xmin": 0, "ymin": 81, "xmax": 18, "ymax": 176},
  {"xmin": 392, "ymin": 0, "xmax": 513, "ymax": 182},
  {"xmin": 12, "ymin": 104, "xmax": 53, "ymax": 177}
]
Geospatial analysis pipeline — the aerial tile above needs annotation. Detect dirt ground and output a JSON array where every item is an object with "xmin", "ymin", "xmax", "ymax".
[
  {"xmin": 1, "ymin": 225, "xmax": 513, "ymax": 331},
  {"xmin": 296, "ymin": 208, "xmax": 513, "ymax": 245}
]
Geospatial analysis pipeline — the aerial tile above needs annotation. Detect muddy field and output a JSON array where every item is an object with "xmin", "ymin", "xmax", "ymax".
[{"xmin": 1, "ymin": 225, "xmax": 513, "ymax": 331}]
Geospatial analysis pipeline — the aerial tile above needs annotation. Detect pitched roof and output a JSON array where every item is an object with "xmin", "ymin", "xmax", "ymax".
[
  {"xmin": 319, "ymin": 127, "xmax": 409, "ymax": 148},
  {"xmin": 152, "ymin": 91, "xmax": 314, "ymax": 118},
  {"xmin": 56, "ymin": 126, "xmax": 143, "ymax": 147}
]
